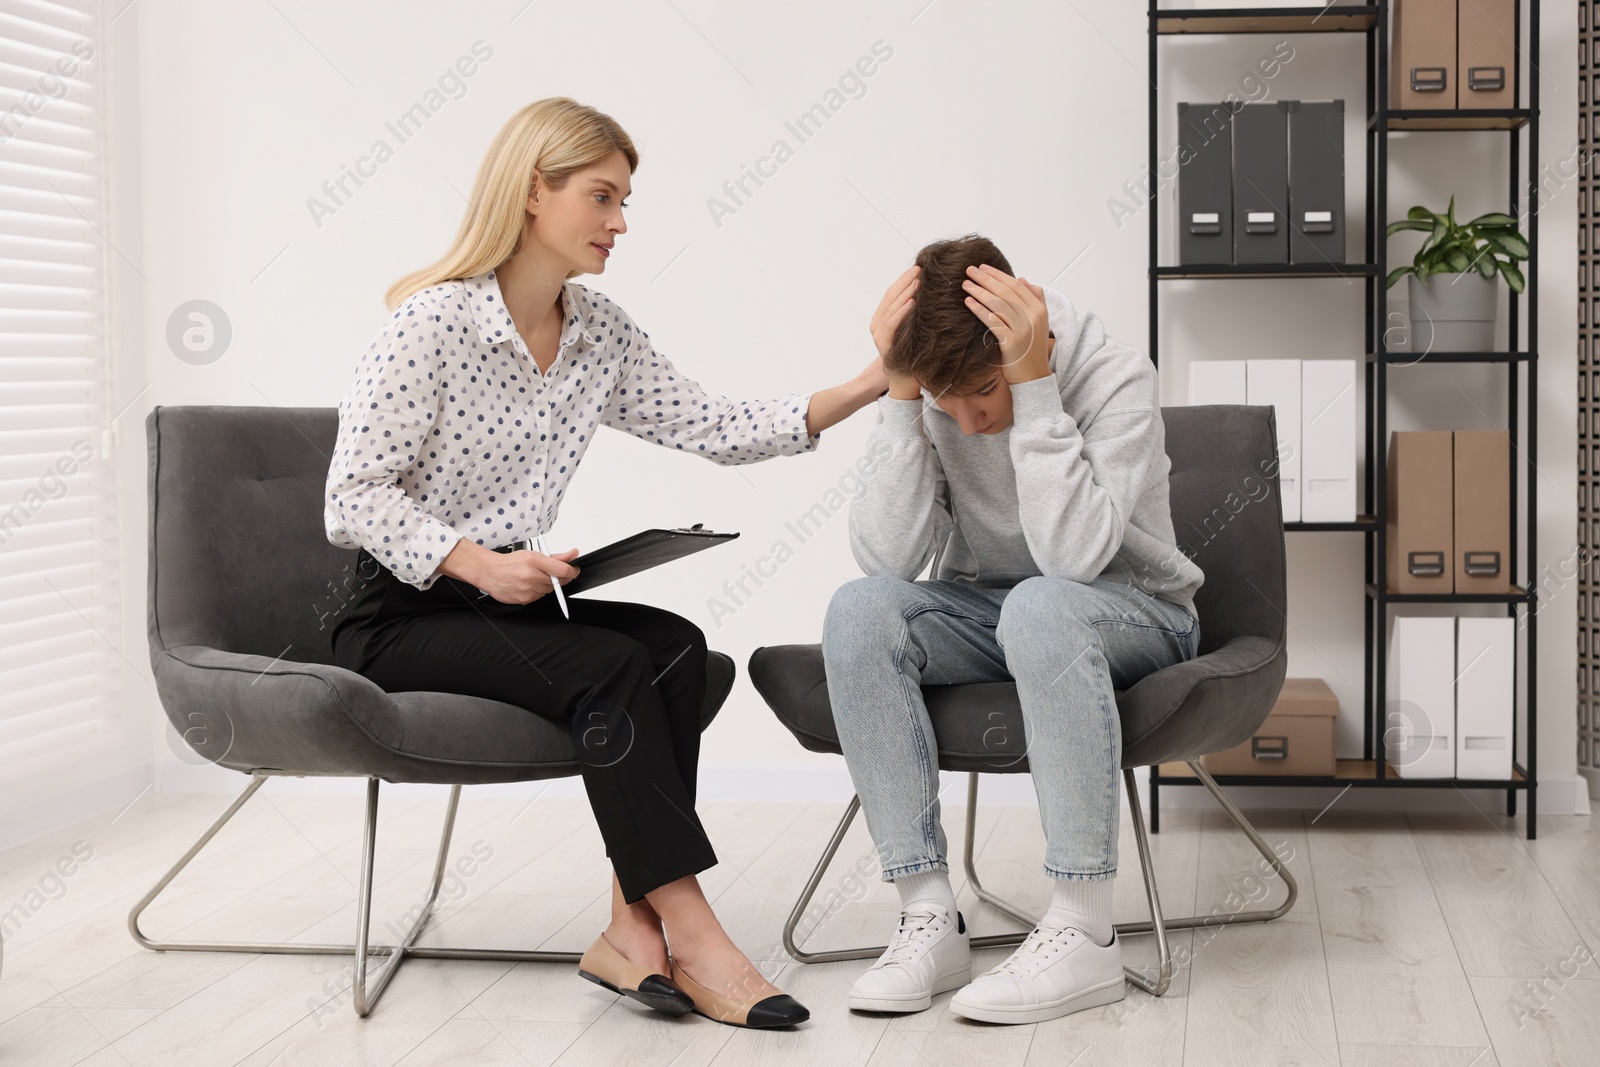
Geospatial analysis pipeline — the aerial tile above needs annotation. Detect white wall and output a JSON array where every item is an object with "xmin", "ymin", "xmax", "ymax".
[{"xmin": 98, "ymin": 1, "xmax": 1578, "ymax": 808}]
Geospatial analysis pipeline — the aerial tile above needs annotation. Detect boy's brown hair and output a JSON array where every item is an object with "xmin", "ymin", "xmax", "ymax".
[{"xmin": 885, "ymin": 234, "xmax": 1013, "ymax": 397}]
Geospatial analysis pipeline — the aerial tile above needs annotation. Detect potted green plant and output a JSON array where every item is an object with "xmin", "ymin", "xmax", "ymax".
[{"xmin": 1385, "ymin": 196, "xmax": 1528, "ymax": 353}]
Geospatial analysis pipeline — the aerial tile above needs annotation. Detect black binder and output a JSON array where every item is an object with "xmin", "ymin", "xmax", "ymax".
[
  {"xmin": 1177, "ymin": 102, "xmax": 1234, "ymax": 266},
  {"xmin": 1287, "ymin": 100, "xmax": 1345, "ymax": 265},
  {"xmin": 1232, "ymin": 101, "xmax": 1290, "ymax": 265},
  {"xmin": 560, "ymin": 524, "xmax": 739, "ymax": 596}
]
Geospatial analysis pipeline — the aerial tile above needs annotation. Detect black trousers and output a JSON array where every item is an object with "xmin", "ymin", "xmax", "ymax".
[{"xmin": 329, "ymin": 549, "xmax": 716, "ymax": 903}]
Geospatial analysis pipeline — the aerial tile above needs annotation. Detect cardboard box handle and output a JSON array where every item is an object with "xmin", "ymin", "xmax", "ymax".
[
  {"xmin": 1251, "ymin": 736, "xmax": 1288, "ymax": 760},
  {"xmin": 1408, "ymin": 550, "xmax": 1445, "ymax": 577},
  {"xmin": 1410, "ymin": 67, "xmax": 1448, "ymax": 92},
  {"xmin": 1463, "ymin": 550, "xmax": 1501, "ymax": 576},
  {"xmin": 1468, "ymin": 66, "xmax": 1505, "ymax": 92},
  {"xmin": 1245, "ymin": 211, "xmax": 1277, "ymax": 234},
  {"xmin": 1189, "ymin": 212, "xmax": 1221, "ymax": 235}
]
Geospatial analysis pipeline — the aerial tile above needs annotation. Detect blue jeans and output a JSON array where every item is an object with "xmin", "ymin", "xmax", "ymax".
[{"xmin": 821, "ymin": 574, "xmax": 1201, "ymax": 883}]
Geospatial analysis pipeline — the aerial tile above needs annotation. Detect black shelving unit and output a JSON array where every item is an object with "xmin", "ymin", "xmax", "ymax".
[{"xmin": 1145, "ymin": 2, "xmax": 1541, "ymax": 838}]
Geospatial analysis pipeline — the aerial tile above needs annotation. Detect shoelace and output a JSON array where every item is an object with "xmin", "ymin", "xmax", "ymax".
[
  {"xmin": 875, "ymin": 909, "xmax": 946, "ymax": 969},
  {"xmin": 984, "ymin": 924, "xmax": 1079, "ymax": 979}
]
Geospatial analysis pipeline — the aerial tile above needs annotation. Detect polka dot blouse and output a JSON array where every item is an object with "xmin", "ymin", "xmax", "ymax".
[{"xmin": 324, "ymin": 268, "xmax": 819, "ymax": 590}]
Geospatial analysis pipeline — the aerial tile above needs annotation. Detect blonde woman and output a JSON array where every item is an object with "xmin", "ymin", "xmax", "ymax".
[{"xmin": 324, "ymin": 98, "xmax": 893, "ymax": 1028}]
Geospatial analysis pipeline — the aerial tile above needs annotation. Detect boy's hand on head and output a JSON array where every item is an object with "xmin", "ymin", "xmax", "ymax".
[
  {"xmin": 870, "ymin": 264, "xmax": 919, "ymax": 360},
  {"xmin": 962, "ymin": 265, "xmax": 1054, "ymax": 385},
  {"xmin": 870, "ymin": 264, "xmax": 925, "ymax": 400}
]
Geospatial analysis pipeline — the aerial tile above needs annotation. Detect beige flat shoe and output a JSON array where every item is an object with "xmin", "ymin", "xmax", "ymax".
[
  {"xmin": 669, "ymin": 959, "xmax": 810, "ymax": 1029},
  {"xmin": 577, "ymin": 933, "xmax": 693, "ymax": 1016}
]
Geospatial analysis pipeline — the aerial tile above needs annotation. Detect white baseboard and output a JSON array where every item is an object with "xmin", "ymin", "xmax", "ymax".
[
  {"xmin": 3, "ymin": 758, "xmax": 1584, "ymax": 861},
  {"xmin": 0, "ymin": 759, "xmax": 155, "ymax": 854},
  {"xmin": 695, "ymin": 767, "xmax": 1047, "ymax": 807},
  {"xmin": 147, "ymin": 757, "xmax": 1595, "ymax": 818},
  {"xmin": 1577, "ymin": 778, "xmax": 1595, "ymax": 816},
  {"xmin": 149, "ymin": 760, "xmax": 1044, "ymax": 806}
]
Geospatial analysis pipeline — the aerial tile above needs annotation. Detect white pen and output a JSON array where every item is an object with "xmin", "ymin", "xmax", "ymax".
[{"xmin": 536, "ymin": 533, "xmax": 570, "ymax": 619}]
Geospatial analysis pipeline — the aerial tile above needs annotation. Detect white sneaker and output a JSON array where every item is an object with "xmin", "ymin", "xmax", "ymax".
[
  {"xmin": 847, "ymin": 905, "xmax": 972, "ymax": 1013},
  {"xmin": 949, "ymin": 923, "xmax": 1126, "ymax": 1025}
]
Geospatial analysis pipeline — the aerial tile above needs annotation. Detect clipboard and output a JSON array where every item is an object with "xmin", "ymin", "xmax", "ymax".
[{"xmin": 560, "ymin": 524, "xmax": 739, "ymax": 597}]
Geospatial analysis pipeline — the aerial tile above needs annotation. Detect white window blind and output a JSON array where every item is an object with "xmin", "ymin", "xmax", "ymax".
[{"xmin": 0, "ymin": 0, "xmax": 120, "ymax": 784}]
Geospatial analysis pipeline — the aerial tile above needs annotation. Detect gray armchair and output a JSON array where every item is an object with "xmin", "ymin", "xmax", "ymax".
[
  {"xmin": 132, "ymin": 405, "xmax": 736, "ymax": 1016},
  {"xmin": 748, "ymin": 404, "xmax": 1295, "ymax": 997}
]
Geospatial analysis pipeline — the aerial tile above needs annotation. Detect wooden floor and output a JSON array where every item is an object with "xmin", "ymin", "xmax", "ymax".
[{"xmin": 1, "ymin": 784, "xmax": 1596, "ymax": 1066}]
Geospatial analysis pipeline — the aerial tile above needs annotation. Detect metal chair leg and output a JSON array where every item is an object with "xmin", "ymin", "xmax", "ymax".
[
  {"xmin": 352, "ymin": 776, "xmax": 448, "ymax": 1016},
  {"xmin": 128, "ymin": 775, "xmax": 582, "ymax": 1019},
  {"xmin": 960, "ymin": 772, "xmax": 1042, "ymax": 930},
  {"xmin": 1113, "ymin": 760, "xmax": 1298, "ymax": 995},
  {"xmin": 1122, "ymin": 765, "xmax": 1173, "ymax": 995},
  {"xmin": 782, "ymin": 766, "xmax": 1297, "ymax": 999},
  {"xmin": 960, "ymin": 768, "xmax": 1191, "ymax": 995},
  {"xmin": 1116, "ymin": 760, "xmax": 1300, "ymax": 932},
  {"xmin": 781, "ymin": 794, "xmax": 868, "ymax": 963},
  {"xmin": 781, "ymin": 788, "xmax": 1033, "ymax": 965}
]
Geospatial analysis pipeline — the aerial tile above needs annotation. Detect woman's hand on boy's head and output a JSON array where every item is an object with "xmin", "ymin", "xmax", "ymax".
[
  {"xmin": 859, "ymin": 350, "xmax": 921, "ymax": 402},
  {"xmin": 885, "ymin": 365, "xmax": 923, "ymax": 400},
  {"xmin": 962, "ymin": 265, "xmax": 1053, "ymax": 385}
]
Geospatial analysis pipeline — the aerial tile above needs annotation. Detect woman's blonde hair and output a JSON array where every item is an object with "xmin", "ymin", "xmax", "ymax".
[{"xmin": 383, "ymin": 97, "xmax": 638, "ymax": 311}]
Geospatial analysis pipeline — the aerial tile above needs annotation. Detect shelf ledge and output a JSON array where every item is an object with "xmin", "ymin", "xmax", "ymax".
[
  {"xmin": 1155, "ymin": 263, "xmax": 1377, "ymax": 280},
  {"xmin": 1373, "ymin": 110, "xmax": 1532, "ymax": 131},
  {"xmin": 1154, "ymin": 7, "xmax": 1378, "ymax": 35},
  {"xmin": 1365, "ymin": 582, "xmax": 1532, "ymax": 604},
  {"xmin": 1285, "ymin": 516, "xmax": 1378, "ymax": 532},
  {"xmin": 1154, "ymin": 759, "xmax": 1528, "ymax": 786},
  {"xmin": 1369, "ymin": 351, "xmax": 1534, "ymax": 364}
]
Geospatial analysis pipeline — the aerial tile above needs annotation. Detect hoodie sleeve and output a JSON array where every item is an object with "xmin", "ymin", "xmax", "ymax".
[
  {"xmin": 1006, "ymin": 340, "xmax": 1164, "ymax": 584},
  {"xmin": 847, "ymin": 396, "xmax": 954, "ymax": 580}
]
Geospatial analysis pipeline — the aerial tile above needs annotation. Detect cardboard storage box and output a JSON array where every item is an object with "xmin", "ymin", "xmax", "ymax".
[
  {"xmin": 1391, "ymin": 0, "xmax": 1458, "ymax": 109},
  {"xmin": 1458, "ymin": 0, "xmax": 1516, "ymax": 110},
  {"xmin": 1201, "ymin": 678, "xmax": 1339, "ymax": 776},
  {"xmin": 1387, "ymin": 430, "xmax": 1511, "ymax": 595},
  {"xmin": 1387, "ymin": 431, "xmax": 1454, "ymax": 594},
  {"xmin": 1453, "ymin": 430, "xmax": 1511, "ymax": 595}
]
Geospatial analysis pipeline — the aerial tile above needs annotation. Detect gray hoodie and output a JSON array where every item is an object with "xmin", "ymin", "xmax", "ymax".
[{"xmin": 848, "ymin": 285, "xmax": 1205, "ymax": 617}]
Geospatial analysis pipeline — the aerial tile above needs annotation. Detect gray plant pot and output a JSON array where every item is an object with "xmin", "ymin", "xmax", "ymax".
[
  {"xmin": 1384, "ymin": 298, "xmax": 1412, "ymax": 354},
  {"xmin": 1406, "ymin": 272, "xmax": 1498, "ymax": 353}
]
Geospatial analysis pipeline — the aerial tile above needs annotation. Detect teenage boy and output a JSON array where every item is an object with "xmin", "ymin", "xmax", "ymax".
[{"xmin": 824, "ymin": 234, "xmax": 1205, "ymax": 1025}]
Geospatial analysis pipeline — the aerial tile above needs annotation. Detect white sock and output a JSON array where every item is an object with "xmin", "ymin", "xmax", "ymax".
[
  {"xmin": 893, "ymin": 869, "xmax": 958, "ymax": 917},
  {"xmin": 1042, "ymin": 876, "xmax": 1115, "ymax": 946}
]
